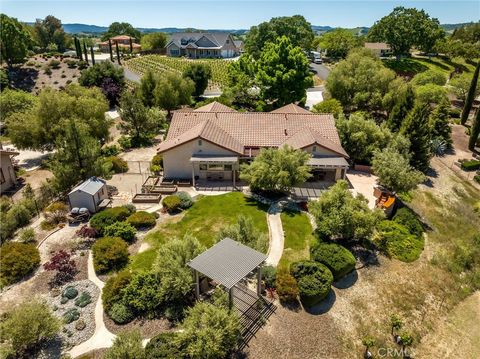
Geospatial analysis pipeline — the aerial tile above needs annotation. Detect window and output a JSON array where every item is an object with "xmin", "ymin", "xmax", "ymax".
[
  {"xmin": 312, "ymin": 145, "xmax": 317, "ymax": 152},
  {"xmin": 224, "ymin": 164, "xmax": 233, "ymax": 171},
  {"xmin": 226, "ymin": 39, "xmax": 230, "ymax": 44},
  {"xmin": 208, "ymin": 164, "xmax": 224, "ymax": 171},
  {"xmin": 171, "ymin": 49, "xmax": 179, "ymax": 55},
  {"xmin": 0, "ymin": 169, "xmax": 4, "ymax": 184},
  {"xmin": 199, "ymin": 164, "xmax": 207, "ymax": 171},
  {"xmin": 198, "ymin": 139, "xmax": 202, "ymax": 146}
]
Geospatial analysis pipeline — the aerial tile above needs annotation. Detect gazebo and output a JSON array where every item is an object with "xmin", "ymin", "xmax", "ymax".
[{"xmin": 187, "ymin": 238, "xmax": 267, "ymax": 306}]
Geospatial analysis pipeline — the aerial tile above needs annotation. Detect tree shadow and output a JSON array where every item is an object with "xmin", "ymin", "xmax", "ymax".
[
  {"xmin": 333, "ymin": 269, "xmax": 358, "ymax": 289},
  {"xmin": 279, "ymin": 299, "xmax": 302, "ymax": 312},
  {"xmin": 423, "ymin": 167, "xmax": 439, "ymax": 188},
  {"xmin": 8, "ymin": 67, "xmax": 39, "ymax": 92},
  {"xmin": 304, "ymin": 289, "xmax": 336, "ymax": 315}
]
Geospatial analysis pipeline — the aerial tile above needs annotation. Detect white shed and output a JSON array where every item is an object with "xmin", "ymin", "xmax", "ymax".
[{"xmin": 68, "ymin": 177, "xmax": 109, "ymax": 214}]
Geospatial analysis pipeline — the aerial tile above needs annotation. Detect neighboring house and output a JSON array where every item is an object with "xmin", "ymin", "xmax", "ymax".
[
  {"xmin": 0, "ymin": 147, "xmax": 19, "ymax": 194},
  {"xmin": 99, "ymin": 35, "xmax": 141, "ymax": 53},
  {"xmin": 157, "ymin": 102, "xmax": 349, "ymax": 186},
  {"xmin": 68, "ymin": 177, "xmax": 110, "ymax": 214},
  {"xmin": 364, "ymin": 42, "xmax": 392, "ymax": 57},
  {"xmin": 166, "ymin": 32, "xmax": 241, "ymax": 58}
]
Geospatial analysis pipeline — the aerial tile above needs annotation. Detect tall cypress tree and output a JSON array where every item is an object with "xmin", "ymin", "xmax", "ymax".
[
  {"xmin": 469, "ymin": 107, "xmax": 480, "ymax": 151},
  {"xmin": 83, "ymin": 42, "xmax": 89, "ymax": 64},
  {"xmin": 90, "ymin": 46, "xmax": 95, "ymax": 65},
  {"xmin": 115, "ymin": 41, "xmax": 121, "ymax": 65},
  {"xmin": 401, "ymin": 103, "xmax": 432, "ymax": 172},
  {"xmin": 429, "ymin": 100, "xmax": 452, "ymax": 148},
  {"xmin": 388, "ymin": 84, "xmax": 415, "ymax": 131},
  {"xmin": 461, "ymin": 61, "xmax": 480, "ymax": 125},
  {"xmin": 108, "ymin": 39, "xmax": 114, "ymax": 62},
  {"xmin": 129, "ymin": 37, "xmax": 133, "ymax": 53}
]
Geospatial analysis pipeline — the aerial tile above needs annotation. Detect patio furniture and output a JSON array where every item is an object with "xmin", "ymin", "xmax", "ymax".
[{"xmin": 68, "ymin": 207, "xmax": 91, "ymax": 224}]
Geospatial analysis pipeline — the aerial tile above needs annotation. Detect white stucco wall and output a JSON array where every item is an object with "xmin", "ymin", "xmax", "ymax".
[{"xmin": 162, "ymin": 139, "xmax": 238, "ymax": 179}]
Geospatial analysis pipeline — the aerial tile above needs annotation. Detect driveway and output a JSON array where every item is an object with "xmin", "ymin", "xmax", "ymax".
[
  {"xmin": 306, "ymin": 87, "xmax": 324, "ymax": 109},
  {"xmin": 309, "ymin": 63, "xmax": 331, "ymax": 81}
]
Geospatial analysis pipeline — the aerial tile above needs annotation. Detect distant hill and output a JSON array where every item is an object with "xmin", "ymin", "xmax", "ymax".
[{"xmin": 29, "ymin": 22, "xmax": 475, "ymax": 36}]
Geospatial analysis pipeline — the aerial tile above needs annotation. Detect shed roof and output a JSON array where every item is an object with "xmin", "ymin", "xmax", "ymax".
[
  {"xmin": 188, "ymin": 238, "xmax": 267, "ymax": 290},
  {"xmin": 69, "ymin": 177, "xmax": 106, "ymax": 196}
]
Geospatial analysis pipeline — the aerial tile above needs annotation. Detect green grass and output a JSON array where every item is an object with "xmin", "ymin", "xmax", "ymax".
[
  {"xmin": 383, "ymin": 56, "xmax": 475, "ymax": 77},
  {"xmin": 279, "ymin": 210, "xmax": 316, "ymax": 270},
  {"xmin": 129, "ymin": 193, "xmax": 269, "ymax": 272}
]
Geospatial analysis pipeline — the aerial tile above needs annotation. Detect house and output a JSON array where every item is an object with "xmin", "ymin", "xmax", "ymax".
[
  {"xmin": 157, "ymin": 102, "xmax": 349, "ymax": 186},
  {"xmin": 165, "ymin": 32, "xmax": 241, "ymax": 58},
  {"xmin": 68, "ymin": 177, "xmax": 110, "ymax": 214},
  {"xmin": 364, "ymin": 42, "xmax": 392, "ymax": 57},
  {"xmin": 0, "ymin": 147, "xmax": 19, "ymax": 194},
  {"xmin": 99, "ymin": 35, "xmax": 141, "ymax": 53}
]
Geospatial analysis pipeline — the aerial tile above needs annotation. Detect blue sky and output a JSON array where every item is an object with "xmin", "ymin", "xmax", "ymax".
[{"xmin": 1, "ymin": 1, "xmax": 478, "ymax": 29}]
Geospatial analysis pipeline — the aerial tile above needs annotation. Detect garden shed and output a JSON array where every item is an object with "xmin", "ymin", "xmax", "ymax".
[{"xmin": 68, "ymin": 177, "xmax": 110, "ymax": 214}]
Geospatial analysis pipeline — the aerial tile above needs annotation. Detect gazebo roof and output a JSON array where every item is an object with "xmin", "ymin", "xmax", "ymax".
[{"xmin": 188, "ymin": 238, "xmax": 267, "ymax": 290}]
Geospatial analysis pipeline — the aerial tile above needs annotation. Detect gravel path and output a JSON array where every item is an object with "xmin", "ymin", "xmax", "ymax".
[
  {"xmin": 69, "ymin": 251, "xmax": 116, "ymax": 358},
  {"xmin": 265, "ymin": 202, "xmax": 285, "ymax": 266}
]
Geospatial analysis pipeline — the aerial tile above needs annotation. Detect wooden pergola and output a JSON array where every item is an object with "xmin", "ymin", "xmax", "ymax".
[{"xmin": 187, "ymin": 238, "xmax": 266, "ymax": 306}]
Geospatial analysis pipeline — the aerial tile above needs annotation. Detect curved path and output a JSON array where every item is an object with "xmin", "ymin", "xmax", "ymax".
[
  {"xmin": 69, "ymin": 252, "xmax": 116, "ymax": 358},
  {"xmin": 265, "ymin": 202, "xmax": 285, "ymax": 267}
]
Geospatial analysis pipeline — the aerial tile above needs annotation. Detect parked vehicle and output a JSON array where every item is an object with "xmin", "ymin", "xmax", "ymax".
[{"xmin": 310, "ymin": 51, "xmax": 323, "ymax": 64}]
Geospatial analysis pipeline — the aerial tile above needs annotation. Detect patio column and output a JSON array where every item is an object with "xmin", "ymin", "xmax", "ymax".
[
  {"xmin": 257, "ymin": 266, "xmax": 262, "ymax": 297},
  {"xmin": 194, "ymin": 270, "xmax": 200, "ymax": 299},
  {"xmin": 232, "ymin": 169, "xmax": 236, "ymax": 188},
  {"xmin": 191, "ymin": 163, "xmax": 195, "ymax": 187},
  {"xmin": 342, "ymin": 168, "xmax": 347, "ymax": 179},
  {"xmin": 228, "ymin": 287, "xmax": 233, "ymax": 309}
]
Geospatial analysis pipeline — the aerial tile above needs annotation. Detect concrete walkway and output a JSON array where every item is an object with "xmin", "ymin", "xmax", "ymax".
[
  {"xmin": 69, "ymin": 251, "xmax": 116, "ymax": 358},
  {"xmin": 265, "ymin": 202, "xmax": 285, "ymax": 267}
]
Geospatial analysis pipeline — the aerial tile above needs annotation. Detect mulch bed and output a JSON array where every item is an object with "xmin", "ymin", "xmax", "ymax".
[{"xmin": 104, "ymin": 313, "xmax": 174, "ymax": 338}]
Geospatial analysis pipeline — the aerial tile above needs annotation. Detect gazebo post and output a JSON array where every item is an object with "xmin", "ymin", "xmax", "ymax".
[
  {"xmin": 191, "ymin": 163, "xmax": 196, "ymax": 187},
  {"xmin": 232, "ymin": 168, "xmax": 236, "ymax": 188},
  {"xmin": 257, "ymin": 266, "xmax": 262, "ymax": 297},
  {"xmin": 194, "ymin": 270, "xmax": 200, "ymax": 299},
  {"xmin": 229, "ymin": 287, "xmax": 233, "ymax": 309}
]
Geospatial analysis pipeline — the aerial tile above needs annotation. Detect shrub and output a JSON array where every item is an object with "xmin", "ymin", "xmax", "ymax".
[
  {"xmin": 44, "ymin": 250, "xmax": 78, "ymax": 287},
  {"xmin": 108, "ymin": 303, "xmax": 134, "ymax": 324},
  {"xmin": 101, "ymin": 144, "xmax": 120, "ymax": 157},
  {"xmin": 411, "ymin": 70, "xmax": 447, "ymax": 86},
  {"xmin": 176, "ymin": 192, "xmax": 193, "ymax": 209},
  {"xmin": 291, "ymin": 261, "xmax": 333, "ymax": 306},
  {"xmin": 76, "ymin": 225, "xmax": 98, "ymax": 238},
  {"xmin": 90, "ymin": 206, "xmax": 130, "ymax": 235},
  {"xmin": 275, "ymin": 270, "xmax": 299, "ymax": 303},
  {"xmin": 145, "ymin": 332, "xmax": 181, "ymax": 359},
  {"xmin": 162, "ymin": 195, "xmax": 182, "ymax": 213},
  {"xmin": 63, "ymin": 308, "xmax": 80, "ymax": 324},
  {"xmin": 62, "ymin": 286, "xmax": 79, "ymax": 299},
  {"xmin": 44, "ymin": 66, "xmax": 52, "ymax": 75},
  {"xmin": 151, "ymin": 154, "xmax": 163, "ymax": 167},
  {"xmin": 262, "ymin": 265, "xmax": 277, "ymax": 289},
  {"xmin": 75, "ymin": 292, "xmax": 92, "ymax": 307},
  {"xmin": 393, "ymin": 207, "xmax": 423, "ymax": 237},
  {"xmin": 106, "ymin": 156, "xmax": 129, "ymax": 173},
  {"xmin": 121, "ymin": 271, "xmax": 164, "ymax": 315},
  {"xmin": 19, "ymin": 227, "xmax": 36, "ymax": 243},
  {"xmin": 0, "ymin": 242, "xmax": 40, "ymax": 286},
  {"xmin": 311, "ymin": 98, "xmax": 343, "ymax": 118},
  {"xmin": 310, "ymin": 242, "xmax": 356, "ymax": 280},
  {"xmin": 92, "ymin": 237, "xmax": 129, "ymax": 273},
  {"xmin": 118, "ymin": 135, "xmax": 132, "ymax": 150},
  {"xmin": 66, "ymin": 59, "xmax": 78, "ymax": 68},
  {"xmin": 78, "ymin": 60, "xmax": 88, "ymax": 70},
  {"xmin": 104, "ymin": 221, "xmax": 136, "ymax": 242},
  {"xmin": 49, "ymin": 59, "xmax": 61, "ymax": 69},
  {"xmin": 461, "ymin": 159, "xmax": 480, "ymax": 171},
  {"xmin": 102, "ymin": 270, "xmax": 132, "ymax": 311},
  {"xmin": 123, "ymin": 203, "xmax": 137, "ymax": 214},
  {"xmin": 375, "ymin": 221, "xmax": 424, "ymax": 262},
  {"xmin": 75, "ymin": 319, "xmax": 86, "ymax": 331},
  {"xmin": 474, "ymin": 175, "xmax": 480, "ymax": 184},
  {"xmin": 126, "ymin": 211, "xmax": 156, "ymax": 229},
  {"xmin": 44, "ymin": 202, "xmax": 69, "ymax": 224}
]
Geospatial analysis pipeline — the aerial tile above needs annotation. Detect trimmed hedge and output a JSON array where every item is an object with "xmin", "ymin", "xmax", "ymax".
[
  {"xmin": 102, "ymin": 270, "xmax": 132, "ymax": 311},
  {"xmin": 126, "ymin": 211, "xmax": 156, "ymax": 229},
  {"xmin": 92, "ymin": 237, "xmax": 129, "ymax": 273},
  {"xmin": 0, "ymin": 242, "xmax": 40, "ymax": 287},
  {"xmin": 310, "ymin": 242, "xmax": 356, "ymax": 280},
  {"xmin": 376, "ymin": 221, "xmax": 424, "ymax": 263},
  {"xmin": 162, "ymin": 195, "xmax": 181, "ymax": 213},
  {"xmin": 290, "ymin": 260, "xmax": 333, "ymax": 306},
  {"xmin": 89, "ymin": 206, "xmax": 131, "ymax": 235},
  {"xmin": 103, "ymin": 221, "xmax": 136, "ymax": 242},
  {"xmin": 461, "ymin": 160, "xmax": 480, "ymax": 171},
  {"xmin": 393, "ymin": 208, "xmax": 423, "ymax": 237}
]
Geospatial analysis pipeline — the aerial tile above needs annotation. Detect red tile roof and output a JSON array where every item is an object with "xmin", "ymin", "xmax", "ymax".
[
  {"xmin": 194, "ymin": 101, "xmax": 237, "ymax": 112},
  {"xmin": 158, "ymin": 104, "xmax": 347, "ymax": 157}
]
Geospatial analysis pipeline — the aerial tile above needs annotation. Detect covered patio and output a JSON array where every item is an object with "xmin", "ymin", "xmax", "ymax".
[
  {"xmin": 308, "ymin": 156, "xmax": 349, "ymax": 181},
  {"xmin": 190, "ymin": 155, "xmax": 239, "ymax": 187}
]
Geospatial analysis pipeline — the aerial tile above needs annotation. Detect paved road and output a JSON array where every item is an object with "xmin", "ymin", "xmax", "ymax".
[{"xmin": 309, "ymin": 62, "xmax": 331, "ymax": 81}]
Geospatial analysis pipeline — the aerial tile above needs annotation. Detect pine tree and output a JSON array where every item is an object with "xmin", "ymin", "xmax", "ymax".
[
  {"xmin": 461, "ymin": 61, "xmax": 479, "ymax": 125},
  {"xmin": 469, "ymin": 107, "xmax": 480, "ymax": 151},
  {"xmin": 429, "ymin": 100, "xmax": 452, "ymax": 147},
  {"xmin": 401, "ymin": 103, "xmax": 432, "ymax": 172},
  {"xmin": 139, "ymin": 70, "xmax": 157, "ymax": 107},
  {"xmin": 388, "ymin": 84, "xmax": 415, "ymax": 131}
]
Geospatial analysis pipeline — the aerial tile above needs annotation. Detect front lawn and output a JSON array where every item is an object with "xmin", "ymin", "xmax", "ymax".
[
  {"xmin": 129, "ymin": 193, "xmax": 269, "ymax": 271},
  {"xmin": 383, "ymin": 56, "xmax": 475, "ymax": 77},
  {"xmin": 279, "ymin": 210, "xmax": 316, "ymax": 270}
]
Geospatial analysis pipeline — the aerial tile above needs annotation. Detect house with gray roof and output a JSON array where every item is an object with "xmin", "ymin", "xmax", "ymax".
[
  {"xmin": 68, "ymin": 177, "xmax": 109, "ymax": 213},
  {"xmin": 157, "ymin": 102, "xmax": 349, "ymax": 187},
  {"xmin": 166, "ymin": 32, "xmax": 241, "ymax": 58}
]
